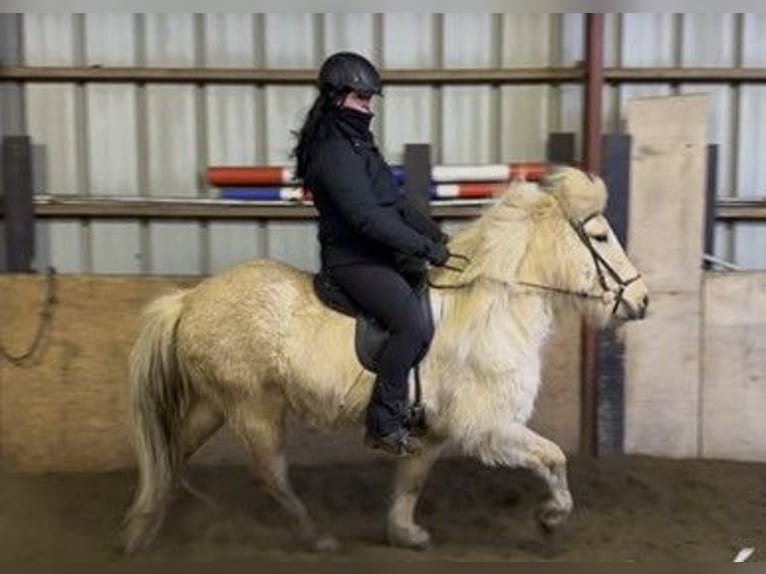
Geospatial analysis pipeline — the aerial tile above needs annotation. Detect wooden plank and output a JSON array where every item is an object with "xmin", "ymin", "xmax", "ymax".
[
  {"xmin": 624, "ymin": 293, "xmax": 702, "ymax": 458},
  {"xmin": 625, "ymin": 94, "xmax": 708, "ymax": 293},
  {"xmin": 623, "ymin": 95, "xmax": 708, "ymax": 458},
  {"xmin": 702, "ymin": 272, "xmax": 766, "ymax": 462}
]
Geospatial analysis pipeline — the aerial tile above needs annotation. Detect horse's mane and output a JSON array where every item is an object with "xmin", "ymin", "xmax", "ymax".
[
  {"xmin": 428, "ymin": 167, "xmax": 608, "ymax": 369},
  {"xmin": 431, "ymin": 166, "xmax": 608, "ymax": 288}
]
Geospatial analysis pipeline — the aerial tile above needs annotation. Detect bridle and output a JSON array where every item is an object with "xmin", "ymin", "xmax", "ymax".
[{"xmin": 428, "ymin": 212, "xmax": 642, "ymax": 317}]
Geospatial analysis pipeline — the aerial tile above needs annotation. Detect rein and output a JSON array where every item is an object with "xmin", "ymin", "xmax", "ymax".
[{"xmin": 427, "ymin": 212, "xmax": 641, "ymax": 316}]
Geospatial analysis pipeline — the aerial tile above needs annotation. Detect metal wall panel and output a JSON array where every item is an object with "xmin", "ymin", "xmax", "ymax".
[
  {"xmin": 500, "ymin": 86, "xmax": 553, "ymax": 162},
  {"xmin": 142, "ymin": 15, "xmax": 202, "ymax": 274},
  {"xmin": 742, "ymin": 14, "xmax": 766, "ymax": 67},
  {"xmin": 734, "ymin": 15, "xmax": 766, "ymax": 268},
  {"xmin": 83, "ymin": 15, "xmax": 141, "ymax": 274},
  {"xmin": 382, "ymin": 14, "xmax": 436, "ymax": 68},
  {"xmin": 442, "ymin": 86, "xmax": 493, "ymax": 164},
  {"xmin": 381, "ymin": 87, "xmax": 436, "ymax": 164},
  {"xmin": 501, "ymin": 14, "xmax": 554, "ymax": 67},
  {"xmin": 263, "ymin": 14, "xmax": 316, "ymax": 68},
  {"xmin": 682, "ymin": 14, "xmax": 735, "ymax": 67},
  {"xmin": 90, "ymin": 220, "xmax": 142, "ymax": 274},
  {"xmin": 265, "ymin": 86, "xmax": 314, "ymax": 164},
  {"xmin": 206, "ymin": 86, "xmax": 258, "ymax": 172},
  {"xmin": 324, "ymin": 13, "xmax": 376, "ymax": 60},
  {"xmin": 444, "ymin": 13, "xmax": 494, "ymax": 68},
  {"xmin": 208, "ymin": 221, "xmax": 265, "ymax": 274},
  {"xmin": 149, "ymin": 221, "xmax": 200, "ymax": 275},
  {"xmin": 0, "ymin": 14, "xmax": 23, "ymax": 137},
  {"xmin": 267, "ymin": 221, "xmax": 320, "ymax": 273},
  {"xmin": 203, "ymin": 14, "xmax": 258, "ymax": 68},
  {"xmin": 621, "ymin": 14, "xmax": 675, "ymax": 67},
  {"xmin": 8, "ymin": 13, "xmax": 766, "ymax": 274},
  {"xmin": 23, "ymin": 15, "xmax": 85, "ymax": 272},
  {"xmin": 381, "ymin": 14, "xmax": 436, "ymax": 162}
]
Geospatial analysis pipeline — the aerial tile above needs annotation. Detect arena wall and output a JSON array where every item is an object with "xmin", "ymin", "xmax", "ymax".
[{"xmin": 0, "ymin": 273, "xmax": 581, "ymax": 472}]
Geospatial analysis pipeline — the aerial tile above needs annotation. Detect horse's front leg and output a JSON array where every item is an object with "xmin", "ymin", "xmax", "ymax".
[
  {"xmin": 478, "ymin": 423, "xmax": 573, "ymax": 533},
  {"xmin": 387, "ymin": 438, "xmax": 446, "ymax": 549}
]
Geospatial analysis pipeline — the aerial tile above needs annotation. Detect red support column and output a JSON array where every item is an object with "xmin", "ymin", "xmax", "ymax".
[{"xmin": 581, "ymin": 13, "xmax": 605, "ymax": 456}]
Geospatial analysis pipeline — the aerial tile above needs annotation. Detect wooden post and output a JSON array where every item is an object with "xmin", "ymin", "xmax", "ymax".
[
  {"xmin": 2, "ymin": 135, "xmax": 34, "ymax": 272},
  {"xmin": 703, "ymin": 145, "xmax": 718, "ymax": 269},
  {"xmin": 581, "ymin": 13, "xmax": 605, "ymax": 457},
  {"xmin": 597, "ymin": 133, "xmax": 632, "ymax": 455},
  {"xmin": 546, "ymin": 132, "xmax": 577, "ymax": 166},
  {"xmin": 403, "ymin": 143, "xmax": 432, "ymax": 212}
]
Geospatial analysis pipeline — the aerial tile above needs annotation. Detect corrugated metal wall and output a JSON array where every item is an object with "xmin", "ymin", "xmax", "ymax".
[{"xmin": 2, "ymin": 13, "xmax": 765, "ymax": 274}]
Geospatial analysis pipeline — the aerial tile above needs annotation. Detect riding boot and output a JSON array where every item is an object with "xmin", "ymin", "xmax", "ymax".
[{"xmin": 364, "ymin": 386, "xmax": 422, "ymax": 457}]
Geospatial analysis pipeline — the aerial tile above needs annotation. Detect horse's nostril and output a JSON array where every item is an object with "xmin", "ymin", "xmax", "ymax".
[{"xmin": 637, "ymin": 295, "xmax": 649, "ymax": 319}]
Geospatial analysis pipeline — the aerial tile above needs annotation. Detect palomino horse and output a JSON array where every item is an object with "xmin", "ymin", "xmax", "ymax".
[{"xmin": 123, "ymin": 166, "xmax": 649, "ymax": 553}]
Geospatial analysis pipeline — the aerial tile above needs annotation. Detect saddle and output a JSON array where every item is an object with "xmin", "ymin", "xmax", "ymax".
[{"xmin": 312, "ymin": 269, "xmax": 434, "ymax": 374}]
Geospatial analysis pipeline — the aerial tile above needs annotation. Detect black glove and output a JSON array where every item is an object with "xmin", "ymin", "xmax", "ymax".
[{"xmin": 424, "ymin": 241, "xmax": 450, "ymax": 267}]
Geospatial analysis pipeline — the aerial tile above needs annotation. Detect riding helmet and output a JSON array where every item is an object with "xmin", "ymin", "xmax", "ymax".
[{"xmin": 317, "ymin": 51, "xmax": 382, "ymax": 97}]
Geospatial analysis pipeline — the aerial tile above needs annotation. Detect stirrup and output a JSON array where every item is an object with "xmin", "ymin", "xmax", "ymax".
[
  {"xmin": 405, "ymin": 404, "xmax": 428, "ymax": 437},
  {"xmin": 364, "ymin": 428, "xmax": 422, "ymax": 457}
]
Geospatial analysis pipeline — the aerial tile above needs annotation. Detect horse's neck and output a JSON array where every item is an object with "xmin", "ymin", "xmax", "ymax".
[{"xmin": 431, "ymin": 282, "xmax": 554, "ymax": 369}]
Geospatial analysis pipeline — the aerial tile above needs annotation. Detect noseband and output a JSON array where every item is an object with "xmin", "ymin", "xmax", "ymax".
[{"xmin": 429, "ymin": 212, "xmax": 642, "ymax": 317}]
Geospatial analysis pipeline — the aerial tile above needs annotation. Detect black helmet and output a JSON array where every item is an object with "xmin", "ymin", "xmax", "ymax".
[{"xmin": 317, "ymin": 51, "xmax": 382, "ymax": 97}]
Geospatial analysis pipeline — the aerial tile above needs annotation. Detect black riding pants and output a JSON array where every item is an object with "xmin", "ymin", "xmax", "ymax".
[{"xmin": 330, "ymin": 262, "xmax": 433, "ymax": 436}]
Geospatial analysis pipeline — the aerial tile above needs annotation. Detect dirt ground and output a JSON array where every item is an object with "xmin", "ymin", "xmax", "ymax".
[{"xmin": 1, "ymin": 454, "xmax": 765, "ymax": 562}]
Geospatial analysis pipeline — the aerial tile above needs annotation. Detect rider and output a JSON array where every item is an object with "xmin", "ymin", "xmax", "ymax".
[{"xmin": 292, "ymin": 51, "xmax": 450, "ymax": 456}]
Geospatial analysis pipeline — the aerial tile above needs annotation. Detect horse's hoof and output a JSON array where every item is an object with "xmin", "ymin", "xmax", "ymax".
[
  {"xmin": 536, "ymin": 502, "xmax": 572, "ymax": 534},
  {"xmin": 388, "ymin": 524, "xmax": 432, "ymax": 550},
  {"xmin": 313, "ymin": 535, "xmax": 340, "ymax": 553}
]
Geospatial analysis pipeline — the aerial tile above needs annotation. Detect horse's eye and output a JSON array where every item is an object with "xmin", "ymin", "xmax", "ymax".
[{"xmin": 591, "ymin": 233, "xmax": 608, "ymax": 243}]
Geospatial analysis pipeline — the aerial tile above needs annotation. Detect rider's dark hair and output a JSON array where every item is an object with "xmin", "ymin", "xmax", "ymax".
[{"xmin": 291, "ymin": 88, "xmax": 345, "ymax": 180}]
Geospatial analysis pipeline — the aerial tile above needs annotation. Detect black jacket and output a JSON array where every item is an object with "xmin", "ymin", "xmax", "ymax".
[{"xmin": 306, "ymin": 107, "xmax": 445, "ymax": 268}]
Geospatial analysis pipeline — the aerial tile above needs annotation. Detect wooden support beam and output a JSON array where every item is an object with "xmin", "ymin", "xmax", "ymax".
[
  {"xmin": 404, "ymin": 144, "xmax": 432, "ymax": 212},
  {"xmin": 2, "ymin": 136, "xmax": 34, "ymax": 272},
  {"xmin": 704, "ymin": 145, "xmax": 719, "ymax": 269},
  {"xmin": 5, "ymin": 65, "xmax": 766, "ymax": 85},
  {"xmin": 0, "ymin": 194, "xmax": 758, "ymax": 223},
  {"xmin": 597, "ymin": 133, "xmax": 632, "ymax": 456},
  {"xmin": 581, "ymin": 13, "xmax": 605, "ymax": 457},
  {"xmin": 0, "ymin": 65, "xmax": 583, "ymax": 85}
]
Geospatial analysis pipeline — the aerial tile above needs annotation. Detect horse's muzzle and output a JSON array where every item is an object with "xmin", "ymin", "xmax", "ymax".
[{"xmin": 625, "ymin": 294, "xmax": 649, "ymax": 320}]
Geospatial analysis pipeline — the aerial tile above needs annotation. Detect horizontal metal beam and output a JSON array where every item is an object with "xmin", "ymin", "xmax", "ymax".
[
  {"xmin": 0, "ymin": 195, "xmax": 762, "ymax": 222},
  {"xmin": 715, "ymin": 199, "xmax": 766, "ymax": 222},
  {"xmin": 604, "ymin": 67, "xmax": 766, "ymax": 83},
  {"xmin": 0, "ymin": 66, "xmax": 583, "ymax": 85},
  {"xmin": 0, "ymin": 196, "xmax": 484, "ymax": 220},
  {"xmin": 4, "ymin": 66, "xmax": 766, "ymax": 85}
]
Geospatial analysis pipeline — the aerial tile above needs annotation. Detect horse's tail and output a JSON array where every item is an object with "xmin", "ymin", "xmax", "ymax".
[{"xmin": 123, "ymin": 290, "xmax": 191, "ymax": 554}]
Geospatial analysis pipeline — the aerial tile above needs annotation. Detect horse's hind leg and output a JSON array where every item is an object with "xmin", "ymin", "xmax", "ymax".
[
  {"xmin": 182, "ymin": 398, "xmax": 223, "ymax": 460},
  {"xmin": 123, "ymin": 397, "xmax": 223, "ymax": 553},
  {"xmin": 479, "ymin": 423, "xmax": 573, "ymax": 533},
  {"xmin": 388, "ymin": 439, "xmax": 445, "ymax": 549},
  {"xmin": 231, "ymin": 406, "xmax": 338, "ymax": 552}
]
